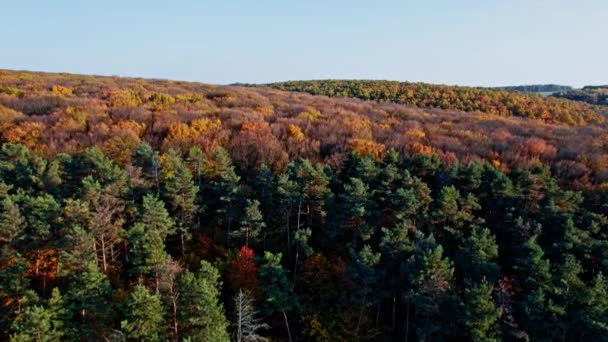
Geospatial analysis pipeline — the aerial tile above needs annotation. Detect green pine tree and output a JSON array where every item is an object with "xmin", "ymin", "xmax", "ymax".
[
  {"xmin": 121, "ymin": 284, "xmax": 166, "ymax": 341},
  {"xmin": 232, "ymin": 199, "xmax": 265, "ymax": 248},
  {"xmin": 178, "ymin": 261, "xmax": 230, "ymax": 342},
  {"xmin": 463, "ymin": 279, "xmax": 502, "ymax": 342}
]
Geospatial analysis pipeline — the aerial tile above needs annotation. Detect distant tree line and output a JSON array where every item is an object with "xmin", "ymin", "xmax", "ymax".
[
  {"xmin": 264, "ymin": 80, "xmax": 602, "ymax": 125},
  {"xmin": 496, "ymin": 84, "xmax": 572, "ymax": 94},
  {"xmin": 554, "ymin": 86, "xmax": 608, "ymax": 107}
]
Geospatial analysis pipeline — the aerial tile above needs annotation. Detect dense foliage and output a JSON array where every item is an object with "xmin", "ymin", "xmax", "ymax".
[
  {"xmin": 1, "ymin": 70, "xmax": 608, "ymax": 340},
  {"xmin": 1, "ymin": 143, "xmax": 608, "ymax": 340},
  {"xmin": 2, "ymin": 70, "xmax": 608, "ymax": 196},
  {"xmin": 497, "ymin": 84, "xmax": 572, "ymax": 94},
  {"xmin": 554, "ymin": 86, "xmax": 608, "ymax": 107},
  {"xmin": 265, "ymin": 80, "xmax": 604, "ymax": 125}
]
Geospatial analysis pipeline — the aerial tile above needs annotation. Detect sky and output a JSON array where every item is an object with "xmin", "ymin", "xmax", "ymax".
[{"xmin": 2, "ymin": 0, "xmax": 607, "ymax": 87}]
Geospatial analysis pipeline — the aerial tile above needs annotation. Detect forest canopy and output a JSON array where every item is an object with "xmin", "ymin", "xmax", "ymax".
[
  {"xmin": 263, "ymin": 80, "xmax": 605, "ymax": 125},
  {"xmin": 554, "ymin": 86, "xmax": 608, "ymax": 107},
  {"xmin": 1, "ymin": 70, "xmax": 608, "ymax": 340}
]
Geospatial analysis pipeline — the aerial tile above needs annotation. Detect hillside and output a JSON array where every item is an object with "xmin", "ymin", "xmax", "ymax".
[
  {"xmin": 553, "ymin": 86, "xmax": 608, "ymax": 107},
  {"xmin": 264, "ymin": 80, "xmax": 604, "ymax": 125},
  {"xmin": 1, "ymin": 70, "xmax": 608, "ymax": 191},
  {"xmin": 496, "ymin": 84, "xmax": 572, "ymax": 95},
  {"xmin": 1, "ymin": 70, "xmax": 608, "ymax": 340}
]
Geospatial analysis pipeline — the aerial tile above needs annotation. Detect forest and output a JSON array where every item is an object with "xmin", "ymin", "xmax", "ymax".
[
  {"xmin": 264, "ymin": 80, "xmax": 605, "ymax": 126},
  {"xmin": 554, "ymin": 86, "xmax": 608, "ymax": 107},
  {"xmin": 1, "ymin": 70, "xmax": 608, "ymax": 341},
  {"xmin": 496, "ymin": 85, "xmax": 572, "ymax": 95}
]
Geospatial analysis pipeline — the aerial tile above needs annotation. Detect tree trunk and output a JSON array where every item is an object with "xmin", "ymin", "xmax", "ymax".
[
  {"xmin": 180, "ymin": 232, "xmax": 185, "ymax": 256},
  {"xmin": 405, "ymin": 301, "xmax": 410, "ymax": 342},
  {"xmin": 282, "ymin": 310, "xmax": 293, "ymax": 342},
  {"xmin": 236, "ymin": 291, "xmax": 243, "ymax": 342},
  {"xmin": 285, "ymin": 207, "xmax": 292, "ymax": 259},
  {"xmin": 227, "ymin": 217, "xmax": 232, "ymax": 248},
  {"xmin": 92, "ymin": 239, "xmax": 98, "ymax": 266},
  {"xmin": 172, "ymin": 295, "xmax": 179, "ymax": 342},
  {"xmin": 392, "ymin": 296, "xmax": 396, "ymax": 331},
  {"xmin": 293, "ymin": 247, "xmax": 299, "ymax": 288},
  {"xmin": 355, "ymin": 295, "xmax": 367, "ymax": 339},
  {"xmin": 100, "ymin": 236, "xmax": 107, "ymax": 272},
  {"xmin": 123, "ymin": 241, "xmax": 129, "ymax": 263},
  {"xmin": 155, "ymin": 269, "xmax": 160, "ymax": 295}
]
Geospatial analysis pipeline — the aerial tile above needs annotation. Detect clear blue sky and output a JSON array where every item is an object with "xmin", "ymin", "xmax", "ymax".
[{"xmin": 2, "ymin": 0, "xmax": 607, "ymax": 87}]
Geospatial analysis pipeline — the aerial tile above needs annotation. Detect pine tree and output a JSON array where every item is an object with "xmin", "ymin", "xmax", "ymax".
[
  {"xmin": 289, "ymin": 159, "xmax": 331, "ymax": 230},
  {"xmin": 128, "ymin": 194, "xmax": 174, "ymax": 286},
  {"xmin": 206, "ymin": 147, "xmax": 241, "ymax": 246},
  {"xmin": 348, "ymin": 245, "xmax": 382, "ymax": 338},
  {"xmin": 140, "ymin": 194, "xmax": 175, "ymax": 239},
  {"xmin": 406, "ymin": 233, "xmax": 457, "ymax": 341},
  {"xmin": 132, "ymin": 142, "xmax": 161, "ymax": 191},
  {"xmin": 463, "ymin": 279, "xmax": 502, "ymax": 342},
  {"xmin": 58, "ymin": 224, "xmax": 96, "ymax": 276},
  {"xmin": 127, "ymin": 223, "xmax": 169, "ymax": 287},
  {"xmin": 458, "ymin": 226, "xmax": 500, "ymax": 283},
  {"xmin": 232, "ymin": 199, "xmax": 265, "ymax": 248},
  {"xmin": 10, "ymin": 291, "xmax": 64, "ymax": 342},
  {"xmin": 162, "ymin": 150, "xmax": 198, "ymax": 255},
  {"xmin": 580, "ymin": 273, "xmax": 608, "ymax": 339},
  {"xmin": 178, "ymin": 261, "xmax": 230, "ymax": 341},
  {"xmin": 513, "ymin": 235, "xmax": 555, "ymax": 340},
  {"xmin": 121, "ymin": 284, "xmax": 166, "ymax": 341},
  {"xmin": 233, "ymin": 289, "xmax": 269, "ymax": 342},
  {"xmin": 260, "ymin": 252, "xmax": 299, "ymax": 342},
  {"xmin": 339, "ymin": 177, "xmax": 371, "ymax": 246},
  {"xmin": 66, "ymin": 262, "xmax": 114, "ymax": 340},
  {"xmin": 0, "ymin": 196, "xmax": 24, "ymax": 245},
  {"xmin": 0, "ymin": 247, "xmax": 30, "ymax": 332}
]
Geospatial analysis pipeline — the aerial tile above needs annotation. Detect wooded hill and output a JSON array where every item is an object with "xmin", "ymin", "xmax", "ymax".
[
  {"xmin": 1, "ymin": 70, "xmax": 608, "ymax": 341},
  {"xmin": 264, "ymin": 80, "xmax": 604, "ymax": 125}
]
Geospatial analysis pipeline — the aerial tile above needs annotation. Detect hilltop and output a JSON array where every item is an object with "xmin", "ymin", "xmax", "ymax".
[{"xmin": 263, "ymin": 80, "xmax": 604, "ymax": 125}]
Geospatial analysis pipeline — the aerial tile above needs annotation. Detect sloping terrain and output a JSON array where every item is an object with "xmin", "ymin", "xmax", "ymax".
[
  {"xmin": 2, "ymin": 70, "xmax": 608, "ymax": 340},
  {"xmin": 554, "ymin": 86, "xmax": 608, "ymax": 107},
  {"xmin": 264, "ymin": 80, "xmax": 604, "ymax": 125},
  {"xmin": 1, "ymin": 70, "xmax": 608, "ymax": 190}
]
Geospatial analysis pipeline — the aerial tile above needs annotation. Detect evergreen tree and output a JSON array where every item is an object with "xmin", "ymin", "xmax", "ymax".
[
  {"xmin": 10, "ymin": 291, "xmax": 65, "ymax": 342},
  {"xmin": 205, "ymin": 147, "xmax": 241, "ymax": 245},
  {"xmin": 513, "ymin": 235, "xmax": 556, "ymax": 340},
  {"xmin": 232, "ymin": 199, "xmax": 265, "ymax": 248},
  {"xmin": 127, "ymin": 194, "xmax": 174, "ymax": 286},
  {"xmin": 178, "ymin": 261, "xmax": 230, "ymax": 341},
  {"xmin": 121, "ymin": 284, "xmax": 166, "ymax": 341},
  {"xmin": 66, "ymin": 262, "xmax": 114, "ymax": 340},
  {"xmin": 0, "ymin": 247, "xmax": 30, "ymax": 332},
  {"xmin": 132, "ymin": 142, "xmax": 161, "ymax": 191},
  {"xmin": 0, "ymin": 196, "xmax": 24, "ymax": 245},
  {"xmin": 260, "ymin": 252, "xmax": 299, "ymax": 342},
  {"xmin": 462, "ymin": 279, "xmax": 502, "ymax": 342},
  {"xmin": 348, "ymin": 245, "xmax": 382, "ymax": 338},
  {"xmin": 140, "ymin": 193, "xmax": 175, "ymax": 239},
  {"xmin": 580, "ymin": 274, "xmax": 608, "ymax": 339},
  {"xmin": 127, "ymin": 223, "xmax": 169, "ymax": 286},
  {"xmin": 339, "ymin": 177, "xmax": 372, "ymax": 246},
  {"xmin": 406, "ymin": 233, "xmax": 457, "ymax": 341},
  {"xmin": 162, "ymin": 150, "xmax": 198, "ymax": 255},
  {"xmin": 458, "ymin": 226, "xmax": 500, "ymax": 283}
]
